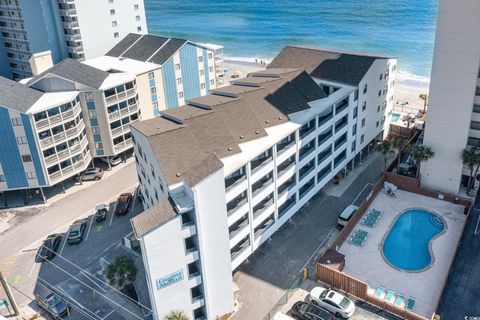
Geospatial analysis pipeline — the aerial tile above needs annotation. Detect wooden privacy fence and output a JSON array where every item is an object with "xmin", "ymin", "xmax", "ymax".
[{"xmin": 316, "ymin": 263, "xmax": 430, "ymax": 320}]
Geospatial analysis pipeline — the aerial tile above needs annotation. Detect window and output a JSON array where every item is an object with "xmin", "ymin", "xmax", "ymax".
[
  {"xmin": 84, "ymin": 92, "xmax": 93, "ymax": 101},
  {"xmin": 137, "ymin": 26, "xmax": 142, "ymax": 32},
  {"xmin": 176, "ymin": 77, "xmax": 182, "ymax": 85},
  {"xmin": 201, "ymin": 83, "xmax": 205, "ymax": 89},
  {"xmin": 353, "ymin": 107, "xmax": 358, "ymax": 119},
  {"xmin": 178, "ymin": 91, "xmax": 184, "ymax": 99},
  {"xmin": 111, "ymin": 21, "xmax": 117, "ymax": 27},
  {"xmin": 209, "ymin": 66, "xmax": 213, "ymax": 72},
  {"xmin": 113, "ymin": 32, "xmax": 119, "ymax": 38},
  {"xmin": 11, "ymin": 118, "xmax": 22, "ymax": 126},
  {"xmin": 92, "ymin": 126, "xmax": 100, "ymax": 134},
  {"xmin": 208, "ymin": 52, "xmax": 213, "ymax": 59},
  {"xmin": 88, "ymin": 110, "xmax": 97, "ymax": 118},
  {"xmin": 134, "ymin": 4, "xmax": 139, "ymax": 9},
  {"xmin": 378, "ymin": 90, "xmax": 381, "ymax": 97},
  {"xmin": 0, "ymin": 175, "xmax": 5, "ymax": 182},
  {"xmin": 354, "ymin": 89, "xmax": 359, "ymax": 101},
  {"xmin": 150, "ymin": 87, "xmax": 157, "ymax": 95},
  {"xmin": 363, "ymin": 84, "xmax": 367, "ymax": 94},
  {"xmin": 361, "ymin": 118, "xmax": 365, "ymax": 128},
  {"xmin": 108, "ymin": 0, "xmax": 114, "ymax": 3},
  {"xmin": 135, "ymin": 15, "xmax": 140, "ymax": 21},
  {"xmin": 148, "ymin": 72, "xmax": 155, "ymax": 80},
  {"xmin": 26, "ymin": 172, "xmax": 36, "ymax": 179},
  {"xmin": 376, "ymin": 121, "xmax": 379, "ymax": 128},
  {"xmin": 95, "ymin": 142, "xmax": 103, "ymax": 149},
  {"xmin": 175, "ymin": 63, "xmax": 180, "ymax": 70},
  {"xmin": 380, "ymin": 73, "xmax": 383, "ymax": 80},
  {"xmin": 198, "ymin": 56, "xmax": 203, "ymax": 63},
  {"xmin": 352, "ymin": 124, "xmax": 357, "ymax": 136},
  {"xmin": 110, "ymin": 9, "xmax": 115, "ymax": 15},
  {"xmin": 22, "ymin": 154, "xmax": 32, "ymax": 162},
  {"xmin": 360, "ymin": 134, "xmax": 365, "ymax": 144},
  {"xmin": 377, "ymin": 105, "xmax": 381, "ymax": 113},
  {"xmin": 153, "ymin": 102, "xmax": 158, "ymax": 109},
  {"xmin": 351, "ymin": 141, "xmax": 356, "ymax": 152},
  {"xmin": 210, "ymin": 79, "xmax": 214, "ymax": 85},
  {"xmin": 17, "ymin": 136, "xmax": 27, "ymax": 144},
  {"xmin": 362, "ymin": 101, "xmax": 366, "ymax": 111},
  {"xmin": 200, "ymin": 69, "xmax": 205, "ymax": 76}
]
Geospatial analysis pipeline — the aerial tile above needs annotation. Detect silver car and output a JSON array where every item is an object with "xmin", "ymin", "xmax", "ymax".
[{"xmin": 81, "ymin": 167, "xmax": 104, "ymax": 181}]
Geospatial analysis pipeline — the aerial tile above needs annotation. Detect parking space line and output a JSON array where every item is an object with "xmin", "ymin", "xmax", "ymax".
[
  {"xmin": 131, "ymin": 186, "xmax": 138, "ymax": 211},
  {"xmin": 109, "ymin": 204, "xmax": 116, "ymax": 226},
  {"xmin": 80, "ymin": 270, "xmax": 107, "ymax": 293},
  {"xmin": 28, "ymin": 262, "xmax": 37, "ymax": 278},
  {"xmin": 84, "ymin": 215, "xmax": 94, "ymax": 242},
  {"xmin": 59, "ymin": 232, "xmax": 68, "ymax": 256},
  {"xmin": 100, "ymin": 257, "xmax": 110, "ymax": 265},
  {"xmin": 102, "ymin": 310, "xmax": 114, "ymax": 320}
]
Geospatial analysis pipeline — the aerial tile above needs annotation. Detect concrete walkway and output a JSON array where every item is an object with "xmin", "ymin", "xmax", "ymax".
[{"xmin": 232, "ymin": 153, "xmax": 384, "ymax": 320}]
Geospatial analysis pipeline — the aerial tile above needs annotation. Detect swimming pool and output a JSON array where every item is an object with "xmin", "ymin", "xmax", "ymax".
[
  {"xmin": 383, "ymin": 209, "xmax": 445, "ymax": 272},
  {"xmin": 391, "ymin": 112, "xmax": 401, "ymax": 122}
]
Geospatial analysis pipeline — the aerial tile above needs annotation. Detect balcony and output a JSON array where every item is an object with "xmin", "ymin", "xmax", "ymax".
[
  {"xmin": 278, "ymin": 176, "xmax": 296, "ymax": 197},
  {"xmin": 276, "ymin": 133, "xmax": 296, "ymax": 155},
  {"xmin": 105, "ymin": 87, "xmax": 137, "ymax": 105},
  {"xmin": 229, "ymin": 214, "xmax": 249, "ymax": 239},
  {"xmin": 225, "ymin": 166, "xmax": 247, "ymax": 191},
  {"xmin": 252, "ymin": 193, "xmax": 274, "ymax": 219},
  {"xmin": 335, "ymin": 115, "xmax": 348, "ymax": 133},
  {"xmin": 317, "ymin": 146, "xmax": 332, "ymax": 165},
  {"xmin": 226, "ymin": 191, "xmax": 248, "ymax": 216},
  {"xmin": 334, "ymin": 149, "xmax": 347, "ymax": 168},
  {"xmin": 108, "ymin": 103, "xmax": 139, "ymax": 122},
  {"xmin": 473, "ymin": 104, "xmax": 480, "ymax": 114},
  {"xmin": 59, "ymin": 8, "xmax": 77, "ymax": 16},
  {"xmin": 299, "ymin": 159, "xmax": 315, "ymax": 181},
  {"xmin": 64, "ymin": 33, "xmax": 81, "ymax": 41},
  {"xmin": 334, "ymin": 133, "xmax": 347, "ymax": 151},
  {"xmin": 299, "ymin": 140, "xmax": 315, "ymax": 162},
  {"xmin": 67, "ymin": 45, "xmax": 84, "ymax": 54},
  {"xmin": 335, "ymin": 98, "xmax": 349, "ymax": 115},
  {"xmin": 277, "ymin": 155, "xmax": 295, "ymax": 178},
  {"xmin": 476, "ymin": 86, "xmax": 480, "ymax": 97},
  {"xmin": 113, "ymin": 138, "xmax": 133, "ymax": 152},
  {"xmin": 317, "ymin": 127, "xmax": 333, "ymax": 147},
  {"xmin": 251, "ymin": 171, "xmax": 274, "ymax": 197},
  {"xmin": 230, "ymin": 234, "xmax": 250, "ymax": 261},
  {"xmin": 318, "ymin": 110, "xmax": 333, "ymax": 128},
  {"xmin": 317, "ymin": 163, "xmax": 332, "ymax": 183},
  {"xmin": 300, "ymin": 119, "xmax": 316, "ymax": 140},
  {"xmin": 299, "ymin": 177, "xmax": 315, "ymax": 200},
  {"xmin": 251, "ymin": 149, "xmax": 273, "ymax": 173},
  {"xmin": 254, "ymin": 214, "xmax": 275, "ymax": 239},
  {"xmin": 62, "ymin": 21, "xmax": 79, "ymax": 29},
  {"xmin": 278, "ymin": 195, "xmax": 296, "ymax": 219}
]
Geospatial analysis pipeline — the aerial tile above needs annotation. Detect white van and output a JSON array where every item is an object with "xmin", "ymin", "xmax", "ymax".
[{"xmin": 337, "ymin": 204, "xmax": 359, "ymax": 228}]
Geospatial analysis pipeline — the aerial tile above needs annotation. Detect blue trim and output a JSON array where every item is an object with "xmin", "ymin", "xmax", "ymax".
[
  {"xmin": 96, "ymin": 149, "xmax": 104, "ymax": 156},
  {"xmin": 93, "ymin": 134, "xmax": 102, "ymax": 142},
  {"xmin": 0, "ymin": 107, "xmax": 28, "ymax": 189},
  {"xmin": 90, "ymin": 118, "xmax": 98, "ymax": 126},
  {"xmin": 87, "ymin": 101, "xmax": 96, "ymax": 110},
  {"xmin": 202, "ymin": 48, "xmax": 210, "ymax": 91},
  {"xmin": 162, "ymin": 58, "xmax": 179, "ymax": 109},
  {"xmin": 151, "ymin": 94, "xmax": 157, "ymax": 103},
  {"xmin": 21, "ymin": 114, "xmax": 46, "ymax": 186},
  {"xmin": 179, "ymin": 43, "xmax": 201, "ymax": 100},
  {"xmin": 149, "ymin": 79, "xmax": 156, "ymax": 87}
]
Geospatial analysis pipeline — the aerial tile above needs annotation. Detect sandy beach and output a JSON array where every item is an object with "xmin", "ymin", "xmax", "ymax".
[{"xmin": 224, "ymin": 60, "xmax": 430, "ymax": 113}]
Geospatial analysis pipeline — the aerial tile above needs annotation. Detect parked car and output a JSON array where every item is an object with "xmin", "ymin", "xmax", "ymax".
[
  {"xmin": 81, "ymin": 167, "xmax": 104, "ymax": 181},
  {"xmin": 99, "ymin": 156, "xmax": 122, "ymax": 166},
  {"xmin": 37, "ymin": 234, "xmax": 62, "ymax": 261},
  {"xmin": 35, "ymin": 286, "xmax": 69, "ymax": 318},
  {"xmin": 94, "ymin": 203, "xmax": 108, "ymax": 222},
  {"xmin": 114, "ymin": 193, "xmax": 133, "ymax": 215},
  {"xmin": 290, "ymin": 301, "xmax": 333, "ymax": 320},
  {"xmin": 336, "ymin": 205, "xmax": 358, "ymax": 229},
  {"xmin": 309, "ymin": 287, "xmax": 355, "ymax": 318},
  {"xmin": 67, "ymin": 220, "xmax": 87, "ymax": 244}
]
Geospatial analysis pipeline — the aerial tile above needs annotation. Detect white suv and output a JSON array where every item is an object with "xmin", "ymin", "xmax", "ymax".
[{"xmin": 309, "ymin": 287, "xmax": 355, "ymax": 318}]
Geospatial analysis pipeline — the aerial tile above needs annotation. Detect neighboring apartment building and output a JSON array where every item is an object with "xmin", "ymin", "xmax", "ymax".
[
  {"xmin": 0, "ymin": 0, "xmax": 147, "ymax": 80},
  {"xmin": 0, "ymin": 34, "xmax": 223, "ymax": 194},
  {"xmin": 420, "ymin": 0, "xmax": 480, "ymax": 195},
  {"xmin": 129, "ymin": 49, "xmax": 396, "ymax": 319}
]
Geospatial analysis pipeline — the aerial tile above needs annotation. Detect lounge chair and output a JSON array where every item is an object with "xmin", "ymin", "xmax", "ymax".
[
  {"xmin": 384, "ymin": 290, "xmax": 395, "ymax": 303},
  {"xmin": 406, "ymin": 297, "xmax": 416, "ymax": 310},
  {"xmin": 366, "ymin": 282, "xmax": 375, "ymax": 295},
  {"xmin": 374, "ymin": 286, "xmax": 386, "ymax": 299},
  {"xmin": 395, "ymin": 294, "xmax": 405, "ymax": 308},
  {"xmin": 349, "ymin": 236, "xmax": 365, "ymax": 246}
]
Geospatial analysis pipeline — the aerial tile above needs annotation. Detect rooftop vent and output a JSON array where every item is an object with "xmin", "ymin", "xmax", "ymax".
[
  {"xmin": 255, "ymin": 130, "xmax": 260, "ymax": 134},
  {"xmin": 228, "ymin": 147, "xmax": 233, "ymax": 151},
  {"xmin": 176, "ymin": 173, "xmax": 181, "ymax": 177},
  {"xmin": 240, "ymin": 135, "xmax": 244, "ymax": 139}
]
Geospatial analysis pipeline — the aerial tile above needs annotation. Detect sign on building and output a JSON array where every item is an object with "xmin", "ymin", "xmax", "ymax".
[{"xmin": 156, "ymin": 270, "xmax": 183, "ymax": 290}]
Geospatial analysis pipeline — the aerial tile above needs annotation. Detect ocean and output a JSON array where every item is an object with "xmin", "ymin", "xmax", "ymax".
[{"xmin": 145, "ymin": 0, "xmax": 438, "ymax": 81}]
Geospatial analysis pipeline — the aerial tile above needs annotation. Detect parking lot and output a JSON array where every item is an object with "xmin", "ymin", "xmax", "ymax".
[{"xmin": 3, "ymin": 185, "xmax": 152, "ymax": 320}]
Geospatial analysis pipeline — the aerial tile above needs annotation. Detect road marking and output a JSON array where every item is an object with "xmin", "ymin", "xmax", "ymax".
[
  {"xmin": 475, "ymin": 209, "xmax": 480, "ymax": 235},
  {"xmin": 80, "ymin": 270, "xmax": 107, "ymax": 293},
  {"xmin": 102, "ymin": 310, "xmax": 114, "ymax": 319},
  {"xmin": 59, "ymin": 232, "xmax": 68, "ymax": 256},
  {"xmin": 100, "ymin": 257, "xmax": 110, "ymax": 265},
  {"xmin": 131, "ymin": 186, "xmax": 138, "ymax": 212},
  {"xmin": 109, "ymin": 204, "xmax": 116, "ymax": 226},
  {"xmin": 352, "ymin": 182, "xmax": 374, "ymax": 206},
  {"xmin": 84, "ymin": 215, "xmax": 94, "ymax": 242},
  {"xmin": 28, "ymin": 261, "xmax": 38, "ymax": 278},
  {"xmin": 19, "ymin": 183, "xmax": 138, "ymax": 253}
]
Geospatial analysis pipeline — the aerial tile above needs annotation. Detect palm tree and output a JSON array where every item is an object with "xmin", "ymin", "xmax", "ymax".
[
  {"xmin": 106, "ymin": 255, "xmax": 138, "ymax": 292},
  {"xmin": 411, "ymin": 145, "xmax": 434, "ymax": 178},
  {"xmin": 375, "ymin": 140, "xmax": 394, "ymax": 168},
  {"xmin": 461, "ymin": 145, "xmax": 480, "ymax": 191},
  {"xmin": 393, "ymin": 137, "xmax": 408, "ymax": 173},
  {"xmin": 401, "ymin": 114, "xmax": 415, "ymax": 129},
  {"xmin": 419, "ymin": 93, "xmax": 428, "ymax": 113},
  {"xmin": 164, "ymin": 310, "xmax": 189, "ymax": 320}
]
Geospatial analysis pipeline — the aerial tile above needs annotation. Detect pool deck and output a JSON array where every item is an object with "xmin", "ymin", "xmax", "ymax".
[{"xmin": 339, "ymin": 189, "xmax": 466, "ymax": 318}]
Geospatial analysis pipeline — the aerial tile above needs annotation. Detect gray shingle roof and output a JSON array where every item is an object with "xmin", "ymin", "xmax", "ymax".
[
  {"xmin": 27, "ymin": 59, "xmax": 109, "ymax": 89},
  {"xmin": 105, "ymin": 33, "xmax": 142, "ymax": 57},
  {"xmin": 268, "ymin": 46, "xmax": 390, "ymax": 86},
  {"xmin": 104, "ymin": 33, "xmax": 188, "ymax": 65},
  {"xmin": 131, "ymin": 69, "xmax": 324, "ymax": 186},
  {"xmin": 131, "ymin": 197, "xmax": 177, "ymax": 237},
  {"xmin": 0, "ymin": 77, "xmax": 43, "ymax": 112}
]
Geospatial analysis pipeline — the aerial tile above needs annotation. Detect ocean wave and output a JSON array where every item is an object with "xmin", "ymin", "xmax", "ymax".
[
  {"xmin": 395, "ymin": 70, "xmax": 430, "ymax": 88},
  {"xmin": 224, "ymin": 56, "xmax": 273, "ymax": 64}
]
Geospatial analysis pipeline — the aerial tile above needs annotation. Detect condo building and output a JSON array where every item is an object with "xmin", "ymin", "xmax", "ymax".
[
  {"xmin": 0, "ymin": 0, "xmax": 147, "ymax": 80},
  {"xmin": 129, "ymin": 47, "xmax": 396, "ymax": 319},
  {"xmin": 0, "ymin": 34, "xmax": 223, "ymax": 194},
  {"xmin": 420, "ymin": 0, "xmax": 480, "ymax": 195}
]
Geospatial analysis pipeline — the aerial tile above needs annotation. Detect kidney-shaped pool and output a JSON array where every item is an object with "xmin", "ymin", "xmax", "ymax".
[{"xmin": 383, "ymin": 209, "xmax": 445, "ymax": 272}]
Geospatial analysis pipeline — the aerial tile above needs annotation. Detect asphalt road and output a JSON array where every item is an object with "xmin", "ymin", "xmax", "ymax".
[{"xmin": 0, "ymin": 162, "xmax": 138, "ymax": 262}]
